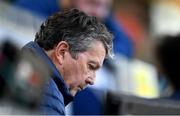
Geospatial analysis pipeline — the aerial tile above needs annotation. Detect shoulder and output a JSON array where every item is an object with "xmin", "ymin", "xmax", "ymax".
[{"xmin": 39, "ymin": 78, "xmax": 65, "ymax": 115}]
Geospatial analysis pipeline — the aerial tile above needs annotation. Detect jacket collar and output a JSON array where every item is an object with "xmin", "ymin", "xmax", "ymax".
[{"xmin": 22, "ymin": 41, "xmax": 73, "ymax": 105}]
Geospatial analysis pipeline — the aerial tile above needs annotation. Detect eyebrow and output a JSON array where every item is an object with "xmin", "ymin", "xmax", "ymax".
[{"xmin": 89, "ymin": 61, "xmax": 101, "ymax": 70}]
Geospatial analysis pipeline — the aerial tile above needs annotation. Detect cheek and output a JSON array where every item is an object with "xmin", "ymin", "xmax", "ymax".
[
  {"xmin": 69, "ymin": 61, "xmax": 87, "ymax": 86},
  {"xmin": 77, "ymin": 61, "xmax": 90, "ymax": 84},
  {"xmin": 76, "ymin": 61, "xmax": 88, "ymax": 80}
]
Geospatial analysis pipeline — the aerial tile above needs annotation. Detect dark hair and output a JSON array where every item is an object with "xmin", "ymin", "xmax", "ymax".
[
  {"xmin": 35, "ymin": 9, "xmax": 113, "ymax": 58},
  {"xmin": 155, "ymin": 34, "xmax": 180, "ymax": 89}
]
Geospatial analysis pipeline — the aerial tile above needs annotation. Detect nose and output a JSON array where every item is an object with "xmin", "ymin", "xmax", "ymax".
[{"xmin": 85, "ymin": 72, "xmax": 96, "ymax": 85}]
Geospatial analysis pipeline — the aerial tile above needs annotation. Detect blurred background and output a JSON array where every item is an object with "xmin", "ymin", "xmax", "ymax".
[{"xmin": 1, "ymin": 0, "xmax": 180, "ymax": 115}]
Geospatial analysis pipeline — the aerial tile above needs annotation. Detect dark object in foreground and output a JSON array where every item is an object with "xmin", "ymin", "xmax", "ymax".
[
  {"xmin": 0, "ymin": 41, "xmax": 50, "ymax": 110},
  {"xmin": 105, "ymin": 91, "xmax": 180, "ymax": 115}
]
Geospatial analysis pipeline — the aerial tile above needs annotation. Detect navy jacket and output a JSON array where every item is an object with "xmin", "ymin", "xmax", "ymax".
[{"xmin": 22, "ymin": 41, "xmax": 73, "ymax": 115}]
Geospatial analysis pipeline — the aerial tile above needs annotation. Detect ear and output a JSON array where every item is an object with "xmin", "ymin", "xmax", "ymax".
[{"xmin": 54, "ymin": 41, "xmax": 69, "ymax": 65}]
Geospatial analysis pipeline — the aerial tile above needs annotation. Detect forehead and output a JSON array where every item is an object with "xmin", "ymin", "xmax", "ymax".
[{"xmin": 78, "ymin": 41, "xmax": 106, "ymax": 66}]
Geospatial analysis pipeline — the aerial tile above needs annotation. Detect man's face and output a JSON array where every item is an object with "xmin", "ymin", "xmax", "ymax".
[
  {"xmin": 72, "ymin": 0, "xmax": 112, "ymax": 20},
  {"xmin": 61, "ymin": 41, "xmax": 106, "ymax": 96}
]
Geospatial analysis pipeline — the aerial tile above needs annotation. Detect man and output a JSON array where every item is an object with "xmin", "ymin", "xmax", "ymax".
[
  {"xmin": 15, "ymin": 0, "xmax": 132, "ymax": 114},
  {"xmin": 22, "ymin": 9, "xmax": 113, "ymax": 115}
]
